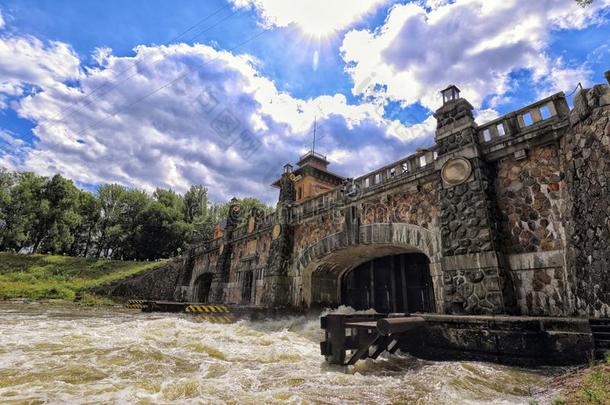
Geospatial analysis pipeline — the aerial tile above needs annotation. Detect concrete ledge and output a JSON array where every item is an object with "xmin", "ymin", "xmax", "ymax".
[
  {"xmin": 507, "ymin": 250, "xmax": 564, "ymax": 270},
  {"xmin": 406, "ymin": 314, "xmax": 594, "ymax": 366},
  {"xmin": 441, "ymin": 251, "xmax": 501, "ymax": 271}
]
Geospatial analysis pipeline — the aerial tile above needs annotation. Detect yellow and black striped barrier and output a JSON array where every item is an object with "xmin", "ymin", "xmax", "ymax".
[
  {"xmin": 185, "ymin": 305, "xmax": 230, "ymax": 313},
  {"xmin": 184, "ymin": 304, "xmax": 235, "ymax": 324},
  {"xmin": 125, "ymin": 299, "xmax": 146, "ymax": 309}
]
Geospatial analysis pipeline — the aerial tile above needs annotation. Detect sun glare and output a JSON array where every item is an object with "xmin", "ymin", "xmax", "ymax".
[{"xmin": 296, "ymin": 19, "xmax": 338, "ymax": 39}]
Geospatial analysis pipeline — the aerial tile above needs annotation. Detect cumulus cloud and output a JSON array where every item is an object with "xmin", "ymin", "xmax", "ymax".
[
  {"xmin": 229, "ymin": 0, "xmax": 387, "ymax": 35},
  {"xmin": 0, "ymin": 10, "xmax": 4, "ymax": 29},
  {"xmin": 341, "ymin": 0, "xmax": 610, "ymax": 110},
  {"xmin": 0, "ymin": 30, "xmax": 81, "ymax": 103},
  {"xmin": 1, "ymin": 36, "xmax": 432, "ymax": 204}
]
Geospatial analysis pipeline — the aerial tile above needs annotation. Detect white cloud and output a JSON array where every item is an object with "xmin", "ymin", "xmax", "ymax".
[
  {"xmin": 474, "ymin": 108, "xmax": 500, "ymax": 125},
  {"xmin": 0, "ymin": 31, "xmax": 81, "ymax": 103},
  {"xmin": 92, "ymin": 47, "xmax": 112, "ymax": 65},
  {"xmin": 1, "ymin": 35, "xmax": 431, "ymax": 203},
  {"xmin": 341, "ymin": 0, "xmax": 610, "ymax": 111},
  {"xmin": 229, "ymin": 0, "xmax": 387, "ymax": 36},
  {"xmin": 0, "ymin": 10, "xmax": 5, "ymax": 29}
]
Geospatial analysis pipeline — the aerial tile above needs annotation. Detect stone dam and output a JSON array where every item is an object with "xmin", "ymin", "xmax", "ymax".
[{"xmin": 94, "ymin": 71, "xmax": 610, "ymax": 366}]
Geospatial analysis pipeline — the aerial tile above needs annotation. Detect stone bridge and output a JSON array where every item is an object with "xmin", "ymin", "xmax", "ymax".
[{"xmin": 175, "ymin": 73, "xmax": 610, "ymax": 318}]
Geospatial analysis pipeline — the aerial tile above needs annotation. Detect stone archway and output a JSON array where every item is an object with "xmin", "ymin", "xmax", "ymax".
[
  {"xmin": 296, "ymin": 223, "xmax": 443, "ymax": 312},
  {"xmin": 341, "ymin": 252, "xmax": 435, "ymax": 313}
]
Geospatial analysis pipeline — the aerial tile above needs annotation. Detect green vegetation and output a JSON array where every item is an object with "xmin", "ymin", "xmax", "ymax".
[
  {"xmin": 552, "ymin": 354, "xmax": 610, "ymax": 405},
  {"xmin": 0, "ymin": 169, "xmax": 272, "ymax": 261},
  {"xmin": 0, "ymin": 252, "xmax": 164, "ymax": 300}
]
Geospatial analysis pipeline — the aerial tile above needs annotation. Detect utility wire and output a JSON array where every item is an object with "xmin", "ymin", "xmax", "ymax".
[
  {"xmin": 568, "ymin": 82, "xmax": 583, "ymax": 97},
  {"xmin": 67, "ymin": 27, "xmax": 272, "ymax": 141},
  {"xmin": 48, "ymin": 4, "xmax": 234, "ymax": 125}
]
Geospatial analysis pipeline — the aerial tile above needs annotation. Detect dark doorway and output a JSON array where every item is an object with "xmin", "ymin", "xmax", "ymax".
[
  {"xmin": 195, "ymin": 273, "xmax": 213, "ymax": 303},
  {"xmin": 341, "ymin": 253, "xmax": 435, "ymax": 313},
  {"xmin": 241, "ymin": 271, "xmax": 253, "ymax": 304}
]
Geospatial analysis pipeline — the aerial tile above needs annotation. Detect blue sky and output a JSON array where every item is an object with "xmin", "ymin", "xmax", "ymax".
[{"xmin": 0, "ymin": 0, "xmax": 609, "ymax": 203}]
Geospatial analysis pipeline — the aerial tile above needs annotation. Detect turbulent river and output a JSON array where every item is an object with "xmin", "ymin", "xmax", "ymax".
[{"xmin": 0, "ymin": 303, "xmax": 562, "ymax": 404}]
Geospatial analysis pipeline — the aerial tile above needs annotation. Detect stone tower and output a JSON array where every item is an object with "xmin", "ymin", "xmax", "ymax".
[
  {"xmin": 433, "ymin": 85, "xmax": 515, "ymax": 314},
  {"xmin": 262, "ymin": 164, "xmax": 296, "ymax": 306}
]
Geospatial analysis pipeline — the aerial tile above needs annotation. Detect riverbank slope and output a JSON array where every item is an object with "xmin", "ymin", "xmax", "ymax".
[
  {"xmin": 547, "ymin": 355, "xmax": 610, "ymax": 404},
  {"xmin": 0, "ymin": 252, "xmax": 165, "ymax": 301}
]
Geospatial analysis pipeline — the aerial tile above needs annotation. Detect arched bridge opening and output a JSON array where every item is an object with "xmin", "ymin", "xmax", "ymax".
[
  {"xmin": 341, "ymin": 253, "xmax": 435, "ymax": 313},
  {"xmin": 298, "ymin": 223, "xmax": 442, "ymax": 312},
  {"xmin": 305, "ymin": 246, "xmax": 439, "ymax": 313}
]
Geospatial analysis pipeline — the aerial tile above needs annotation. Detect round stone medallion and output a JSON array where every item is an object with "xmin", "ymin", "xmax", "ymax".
[
  {"xmin": 441, "ymin": 157, "xmax": 472, "ymax": 186},
  {"xmin": 272, "ymin": 224, "xmax": 282, "ymax": 240}
]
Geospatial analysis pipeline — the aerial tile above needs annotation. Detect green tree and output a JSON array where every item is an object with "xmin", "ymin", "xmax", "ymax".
[
  {"xmin": 0, "ymin": 169, "xmax": 15, "ymax": 249},
  {"xmin": 36, "ymin": 174, "xmax": 82, "ymax": 254},
  {"xmin": 3, "ymin": 172, "xmax": 46, "ymax": 252},
  {"xmin": 96, "ymin": 184, "xmax": 127, "ymax": 258},
  {"xmin": 96, "ymin": 184, "xmax": 152, "ymax": 259},
  {"xmin": 69, "ymin": 191, "xmax": 100, "ymax": 257},
  {"xmin": 0, "ymin": 167, "xmax": 274, "ymax": 260},
  {"xmin": 135, "ymin": 201, "xmax": 191, "ymax": 260},
  {"xmin": 154, "ymin": 188, "xmax": 185, "ymax": 217},
  {"xmin": 114, "ymin": 188, "xmax": 151, "ymax": 259},
  {"xmin": 183, "ymin": 185, "xmax": 209, "ymax": 223}
]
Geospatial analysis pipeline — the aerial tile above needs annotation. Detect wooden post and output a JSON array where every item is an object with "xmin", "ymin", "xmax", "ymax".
[
  {"xmin": 390, "ymin": 256, "xmax": 397, "ymax": 312},
  {"xmin": 401, "ymin": 254, "xmax": 408, "ymax": 312},
  {"xmin": 369, "ymin": 260, "xmax": 375, "ymax": 310}
]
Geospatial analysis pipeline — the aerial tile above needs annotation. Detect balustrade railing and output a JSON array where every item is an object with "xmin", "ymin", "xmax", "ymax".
[{"xmin": 477, "ymin": 92, "xmax": 569, "ymax": 144}]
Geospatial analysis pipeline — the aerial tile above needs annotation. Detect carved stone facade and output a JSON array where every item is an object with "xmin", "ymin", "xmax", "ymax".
[{"xmin": 168, "ymin": 72, "xmax": 610, "ymax": 318}]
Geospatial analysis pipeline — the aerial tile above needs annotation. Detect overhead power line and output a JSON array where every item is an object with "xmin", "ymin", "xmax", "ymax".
[
  {"xmin": 66, "ymin": 27, "xmax": 272, "ymax": 141},
  {"xmin": 48, "ymin": 4, "xmax": 236, "ymax": 126}
]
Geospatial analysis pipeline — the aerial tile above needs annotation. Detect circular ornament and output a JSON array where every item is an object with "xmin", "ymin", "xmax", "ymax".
[{"xmin": 441, "ymin": 157, "xmax": 472, "ymax": 186}]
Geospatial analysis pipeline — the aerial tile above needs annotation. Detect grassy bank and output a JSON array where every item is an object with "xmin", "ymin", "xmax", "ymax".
[
  {"xmin": 547, "ymin": 354, "xmax": 610, "ymax": 404},
  {"xmin": 0, "ymin": 252, "xmax": 165, "ymax": 301}
]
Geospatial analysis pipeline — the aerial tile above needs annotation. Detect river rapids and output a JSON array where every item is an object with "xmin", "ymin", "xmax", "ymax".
[{"xmin": 0, "ymin": 303, "xmax": 562, "ymax": 404}]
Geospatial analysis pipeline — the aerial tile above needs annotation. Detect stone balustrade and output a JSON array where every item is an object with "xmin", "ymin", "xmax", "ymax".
[{"xmin": 477, "ymin": 93, "xmax": 569, "ymax": 145}]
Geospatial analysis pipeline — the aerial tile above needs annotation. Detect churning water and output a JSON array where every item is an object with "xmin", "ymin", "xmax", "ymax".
[{"xmin": 0, "ymin": 303, "xmax": 560, "ymax": 404}]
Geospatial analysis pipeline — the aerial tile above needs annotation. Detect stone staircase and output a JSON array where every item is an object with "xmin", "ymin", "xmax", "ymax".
[{"xmin": 590, "ymin": 318, "xmax": 610, "ymax": 359}]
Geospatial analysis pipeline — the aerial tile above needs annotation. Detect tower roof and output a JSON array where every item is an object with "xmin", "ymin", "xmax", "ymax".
[
  {"xmin": 271, "ymin": 151, "xmax": 343, "ymax": 188},
  {"xmin": 297, "ymin": 151, "xmax": 330, "ymax": 171}
]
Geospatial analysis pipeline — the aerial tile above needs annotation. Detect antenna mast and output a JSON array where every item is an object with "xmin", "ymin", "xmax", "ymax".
[{"xmin": 312, "ymin": 115, "xmax": 317, "ymax": 154}]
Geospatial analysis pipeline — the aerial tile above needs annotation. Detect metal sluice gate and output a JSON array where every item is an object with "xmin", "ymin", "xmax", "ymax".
[
  {"xmin": 320, "ymin": 313, "xmax": 425, "ymax": 365},
  {"xmin": 124, "ymin": 300, "xmax": 235, "ymax": 324}
]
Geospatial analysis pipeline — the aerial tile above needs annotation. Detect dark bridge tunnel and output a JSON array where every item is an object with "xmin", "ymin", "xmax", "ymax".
[
  {"xmin": 308, "ymin": 246, "xmax": 436, "ymax": 313},
  {"xmin": 341, "ymin": 253, "xmax": 435, "ymax": 313}
]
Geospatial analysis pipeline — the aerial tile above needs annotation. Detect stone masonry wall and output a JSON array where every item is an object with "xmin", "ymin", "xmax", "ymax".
[
  {"xmin": 360, "ymin": 181, "xmax": 438, "ymax": 229},
  {"xmin": 511, "ymin": 266, "xmax": 566, "ymax": 316},
  {"xmin": 495, "ymin": 144, "xmax": 565, "ymax": 254},
  {"xmin": 90, "ymin": 260, "xmax": 182, "ymax": 301},
  {"xmin": 563, "ymin": 84, "xmax": 610, "ymax": 317},
  {"xmin": 293, "ymin": 211, "xmax": 344, "ymax": 254}
]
